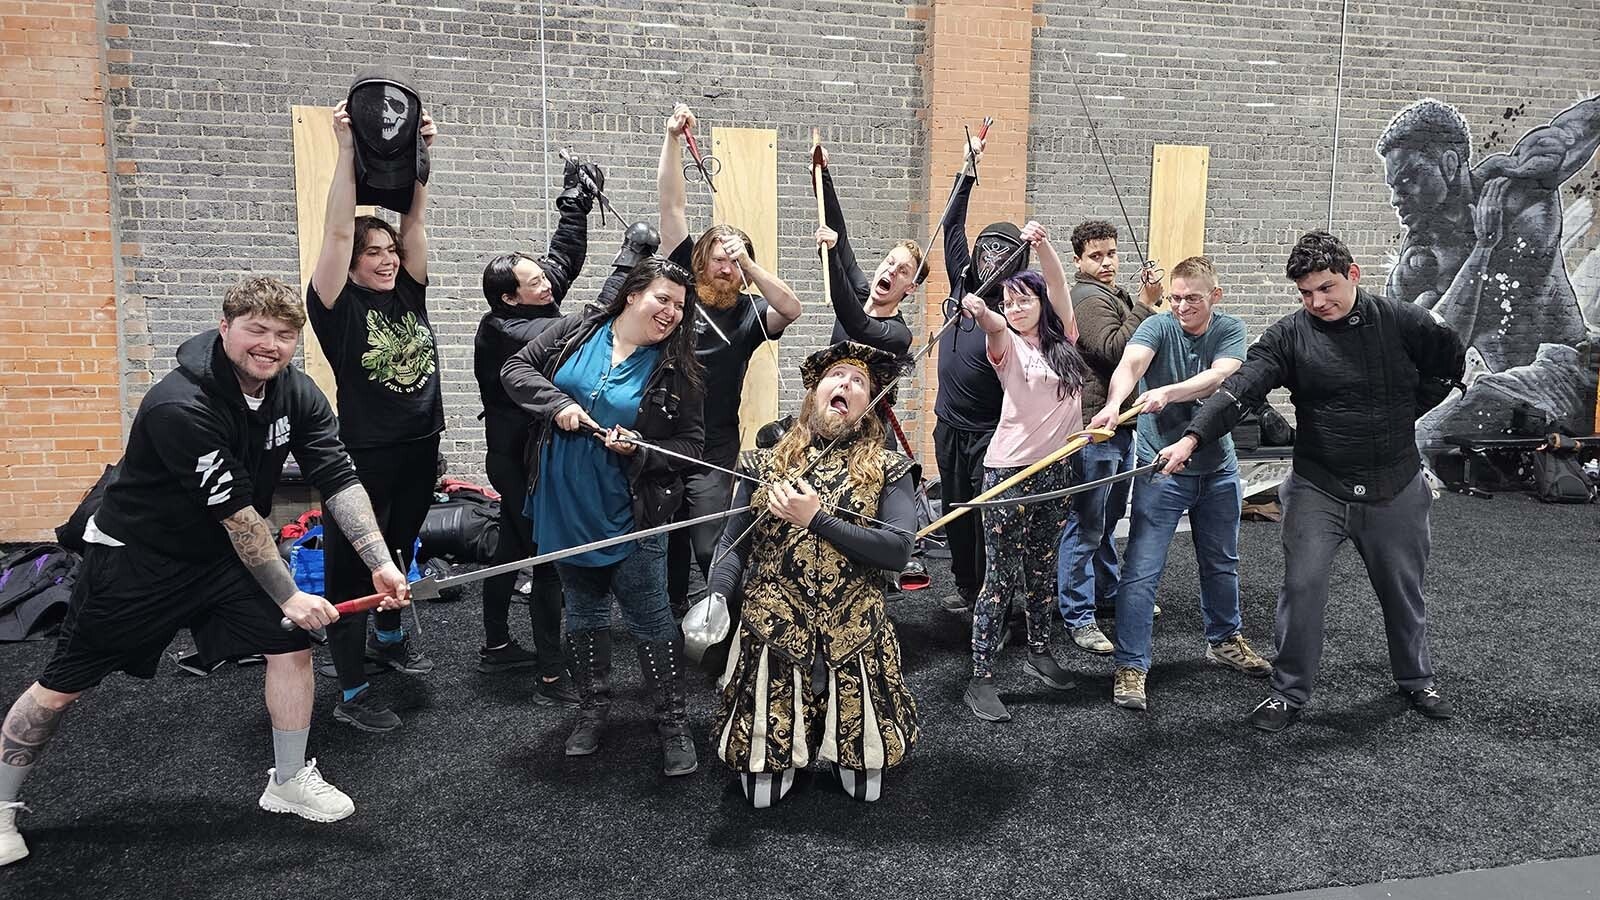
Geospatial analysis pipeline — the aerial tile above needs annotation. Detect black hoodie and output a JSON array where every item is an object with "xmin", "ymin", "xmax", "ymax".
[{"xmin": 94, "ymin": 331, "xmax": 361, "ymax": 562}]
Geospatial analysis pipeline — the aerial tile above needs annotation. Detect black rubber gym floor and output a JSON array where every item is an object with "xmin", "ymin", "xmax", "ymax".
[{"xmin": 1, "ymin": 489, "xmax": 1595, "ymax": 899}]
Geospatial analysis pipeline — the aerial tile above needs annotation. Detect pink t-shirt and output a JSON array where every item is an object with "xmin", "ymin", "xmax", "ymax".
[{"xmin": 983, "ymin": 329, "xmax": 1084, "ymax": 468}]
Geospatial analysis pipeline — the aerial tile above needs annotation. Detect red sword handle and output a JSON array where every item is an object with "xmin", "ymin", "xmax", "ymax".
[{"xmin": 279, "ymin": 592, "xmax": 394, "ymax": 631}]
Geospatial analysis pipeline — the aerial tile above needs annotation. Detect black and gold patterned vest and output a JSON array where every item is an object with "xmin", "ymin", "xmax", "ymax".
[{"xmin": 737, "ymin": 444, "xmax": 915, "ymax": 669}]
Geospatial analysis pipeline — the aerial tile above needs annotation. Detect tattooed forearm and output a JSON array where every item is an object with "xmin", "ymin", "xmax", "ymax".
[
  {"xmin": 323, "ymin": 484, "xmax": 392, "ymax": 573},
  {"xmin": 1, "ymin": 693, "xmax": 68, "ymax": 768},
  {"xmin": 223, "ymin": 506, "xmax": 299, "ymax": 605}
]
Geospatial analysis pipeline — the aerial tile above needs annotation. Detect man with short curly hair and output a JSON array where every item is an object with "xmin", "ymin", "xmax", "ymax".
[
  {"xmin": 0, "ymin": 276, "xmax": 409, "ymax": 866},
  {"xmin": 1056, "ymin": 219, "xmax": 1164, "ymax": 656}
]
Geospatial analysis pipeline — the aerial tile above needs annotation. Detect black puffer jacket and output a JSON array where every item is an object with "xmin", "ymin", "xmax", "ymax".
[
  {"xmin": 473, "ymin": 190, "xmax": 591, "ymax": 435},
  {"xmin": 1187, "ymin": 289, "xmax": 1465, "ymax": 502},
  {"xmin": 500, "ymin": 307, "xmax": 705, "ymax": 529}
]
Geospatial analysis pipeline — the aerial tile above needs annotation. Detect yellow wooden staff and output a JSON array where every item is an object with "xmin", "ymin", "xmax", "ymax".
[{"xmin": 917, "ymin": 402, "xmax": 1146, "ymax": 538}]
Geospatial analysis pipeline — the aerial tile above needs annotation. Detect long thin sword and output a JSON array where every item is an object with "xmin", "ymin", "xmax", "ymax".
[
  {"xmin": 407, "ymin": 505, "xmax": 752, "ymax": 601},
  {"xmin": 1064, "ymin": 50, "xmax": 1162, "ymax": 284},
  {"xmin": 954, "ymin": 460, "xmax": 1164, "ymax": 510},
  {"xmin": 577, "ymin": 426, "xmax": 926, "ymax": 539}
]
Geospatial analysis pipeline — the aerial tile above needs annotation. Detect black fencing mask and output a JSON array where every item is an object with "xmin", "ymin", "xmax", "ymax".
[
  {"xmin": 347, "ymin": 77, "xmax": 430, "ymax": 214},
  {"xmin": 969, "ymin": 222, "xmax": 1029, "ymax": 299}
]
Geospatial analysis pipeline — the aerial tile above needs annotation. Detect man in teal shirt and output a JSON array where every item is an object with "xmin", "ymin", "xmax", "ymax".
[{"xmin": 1088, "ymin": 256, "xmax": 1272, "ymax": 711}]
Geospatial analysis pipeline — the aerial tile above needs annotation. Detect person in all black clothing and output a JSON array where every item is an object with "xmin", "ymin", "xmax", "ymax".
[
  {"xmin": 0, "ymin": 277, "xmax": 410, "ymax": 866},
  {"xmin": 501, "ymin": 255, "xmax": 706, "ymax": 776},
  {"xmin": 930, "ymin": 133, "xmax": 1034, "ymax": 618},
  {"xmin": 1171, "ymin": 230, "xmax": 1467, "ymax": 733},
  {"xmin": 656, "ymin": 104, "xmax": 804, "ymax": 618},
  {"xmin": 306, "ymin": 100, "xmax": 440, "ymax": 733},
  {"xmin": 811, "ymin": 145, "xmax": 919, "ymax": 360},
  {"xmin": 471, "ymin": 157, "xmax": 605, "ymax": 704}
]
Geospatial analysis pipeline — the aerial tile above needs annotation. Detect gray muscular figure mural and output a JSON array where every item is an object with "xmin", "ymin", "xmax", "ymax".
[{"xmin": 1378, "ymin": 94, "xmax": 1600, "ymax": 441}]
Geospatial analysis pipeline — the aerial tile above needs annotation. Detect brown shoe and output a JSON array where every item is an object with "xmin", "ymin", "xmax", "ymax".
[
  {"xmin": 1112, "ymin": 666, "xmax": 1147, "ymax": 711},
  {"xmin": 1206, "ymin": 634, "xmax": 1273, "ymax": 677}
]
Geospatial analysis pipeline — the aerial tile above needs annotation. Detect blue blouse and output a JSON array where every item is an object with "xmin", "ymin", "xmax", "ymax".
[{"xmin": 530, "ymin": 321, "xmax": 661, "ymax": 567}]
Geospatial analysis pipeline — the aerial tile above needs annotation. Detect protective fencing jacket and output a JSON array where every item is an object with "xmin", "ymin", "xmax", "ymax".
[
  {"xmin": 1187, "ymin": 288, "xmax": 1466, "ymax": 503},
  {"xmin": 94, "ymin": 331, "xmax": 359, "ymax": 562}
]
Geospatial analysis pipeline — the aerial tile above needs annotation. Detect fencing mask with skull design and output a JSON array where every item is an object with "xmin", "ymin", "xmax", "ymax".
[
  {"xmin": 347, "ymin": 76, "xmax": 431, "ymax": 214},
  {"xmin": 967, "ymin": 222, "xmax": 1029, "ymax": 300}
]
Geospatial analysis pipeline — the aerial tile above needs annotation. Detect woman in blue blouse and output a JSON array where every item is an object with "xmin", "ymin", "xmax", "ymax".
[{"xmin": 502, "ymin": 256, "xmax": 705, "ymax": 776}]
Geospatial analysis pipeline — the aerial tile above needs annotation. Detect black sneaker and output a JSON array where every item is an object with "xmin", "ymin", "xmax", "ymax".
[
  {"xmin": 1404, "ymin": 685, "xmax": 1455, "ymax": 720},
  {"xmin": 1023, "ymin": 650, "xmax": 1074, "ymax": 691},
  {"xmin": 366, "ymin": 633, "xmax": 435, "ymax": 675},
  {"xmin": 1249, "ymin": 695, "xmax": 1298, "ymax": 733},
  {"xmin": 940, "ymin": 589, "xmax": 976, "ymax": 615},
  {"xmin": 964, "ymin": 675, "xmax": 1011, "ymax": 722},
  {"xmin": 332, "ymin": 688, "xmax": 401, "ymax": 733},
  {"xmin": 478, "ymin": 640, "xmax": 540, "ymax": 674},
  {"xmin": 534, "ymin": 674, "xmax": 581, "ymax": 708}
]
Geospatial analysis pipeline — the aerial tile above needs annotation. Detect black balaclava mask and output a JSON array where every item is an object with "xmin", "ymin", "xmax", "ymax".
[
  {"xmin": 968, "ymin": 222, "xmax": 1029, "ymax": 301},
  {"xmin": 347, "ymin": 76, "xmax": 430, "ymax": 214}
]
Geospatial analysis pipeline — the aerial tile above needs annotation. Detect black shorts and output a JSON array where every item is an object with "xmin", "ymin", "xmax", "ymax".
[{"xmin": 38, "ymin": 543, "xmax": 311, "ymax": 693}]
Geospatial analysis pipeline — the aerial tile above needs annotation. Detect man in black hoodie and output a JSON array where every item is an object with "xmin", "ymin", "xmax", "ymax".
[
  {"xmin": 0, "ymin": 277, "xmax": 410, "ymax": 867},
  {"xmin": 471, "ymin": 157, "xmax": 600, "ymax": 703},
  {"xmin": 1172, "ymin": 231, "xmax": 1466, "ymax": 733}
]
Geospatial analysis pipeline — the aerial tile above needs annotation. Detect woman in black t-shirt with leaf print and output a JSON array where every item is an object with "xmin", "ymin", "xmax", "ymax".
[{"xmin": 304, "ymin": 99, "xmax": 441, "ymax": 734}]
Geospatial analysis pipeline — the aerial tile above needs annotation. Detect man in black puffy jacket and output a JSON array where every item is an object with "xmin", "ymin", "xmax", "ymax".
[
  {"xmin": 1164, "ymin": 231, "xmax": 1466, "ymax": 733},
  {"xmin": 470, "ymin": 157, "xmax": 600, "ymax": 703}
]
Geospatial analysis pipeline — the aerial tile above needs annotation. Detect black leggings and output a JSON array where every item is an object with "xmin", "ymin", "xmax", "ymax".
[
  {"xmin": 482, "ymin": 439, "xmax": 564, "ymax": 676},
  {"xmin": 323, "ymin": 434, "xmax": 439, "ymax": 691}
]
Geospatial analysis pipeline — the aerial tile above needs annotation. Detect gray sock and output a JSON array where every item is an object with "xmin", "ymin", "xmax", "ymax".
[
  {"xmin": 0, "ymin": 761, "xmax": 30, "ymax": 803},
  {"xmin": 271, "ymin": 727, "xmax": 309, "ymax": 785}
]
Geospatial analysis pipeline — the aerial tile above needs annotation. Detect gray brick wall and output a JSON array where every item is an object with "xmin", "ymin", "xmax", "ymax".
[
  {"xmin": 1028, "ymin": 0, "xmax": 1600, "ymax": 376},
  {"xmin": 104, "ymin": 0, "xmax": 928, "ymax": 479}
]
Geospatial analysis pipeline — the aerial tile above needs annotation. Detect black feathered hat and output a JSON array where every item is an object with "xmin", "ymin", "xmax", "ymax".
[{"xmin": 801, "ymin": 340, "xmax": 903, "ymax": 408}]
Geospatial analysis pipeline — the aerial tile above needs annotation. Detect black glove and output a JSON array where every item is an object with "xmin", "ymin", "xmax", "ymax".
[{"xmin": 558, "ymin": 159, "xmax": 605, "ymax": 212}]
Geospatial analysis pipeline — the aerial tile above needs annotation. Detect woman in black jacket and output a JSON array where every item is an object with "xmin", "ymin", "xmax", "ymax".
[
  {"xmin": 500, "ymin": 256, "xmax": 705, "ymax": 776},
  {"xmin": 471, "ymin": 158, "xmax": 598, "ymax": 703}
]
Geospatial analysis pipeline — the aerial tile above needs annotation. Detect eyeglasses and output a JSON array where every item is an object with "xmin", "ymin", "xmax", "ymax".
[
  {"xmin": 1001, "ymin": 296, "xmax": 1038, "ymax": 311},
  {"xmin": 1166, "ymin": 293, "xmax": 1209, "ymax": 308}
]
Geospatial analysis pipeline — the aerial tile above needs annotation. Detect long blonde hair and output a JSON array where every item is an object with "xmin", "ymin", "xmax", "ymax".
[{"xmin": 756, "ymin": 389, "xmax": 887, "ymax": 510}]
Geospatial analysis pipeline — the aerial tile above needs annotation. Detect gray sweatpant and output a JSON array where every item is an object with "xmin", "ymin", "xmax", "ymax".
[{"xmin": 1271, "ymin": 469, "xmax": 1436, "ymax": 707}]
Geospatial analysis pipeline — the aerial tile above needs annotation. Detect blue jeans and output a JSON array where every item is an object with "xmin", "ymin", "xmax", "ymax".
[
  {"xmin": 555, "ymin": 535, "xmax": 679, "ymax": 641},
  {"xmin": 1057, "ymin": 428, "xmax": 1134, "ymax": 628},
  {"xmin": 1112, "ymin": 464, "xmax": 1244, "ymax": 672}
]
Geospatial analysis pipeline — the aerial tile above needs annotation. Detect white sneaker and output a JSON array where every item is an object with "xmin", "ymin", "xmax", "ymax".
[
  {"xmin": 257, "ymin": 759, "xmax": 354, "ymax": 823},
  {"xmin": 0, "ymin": 801, "xmax": 28, "ymax": 866}
]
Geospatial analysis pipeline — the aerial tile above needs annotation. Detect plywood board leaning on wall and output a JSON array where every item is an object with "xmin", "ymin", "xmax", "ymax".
[
  {"xmin": 1148, "ymin": 144, "xmax": 1210, "ymax": 305},
  {"xmin": 711, "ymin": 126, "xmax": 781, "ymax": 450},
  {"xmin": 292, "ymin": 105, "xmax": 376, "ymax": 411}
]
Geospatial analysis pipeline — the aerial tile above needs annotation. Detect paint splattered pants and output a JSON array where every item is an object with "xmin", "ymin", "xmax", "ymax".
[{"xmin": 971, "ymin": 462, "xmax": 1073, "ymax": 677}]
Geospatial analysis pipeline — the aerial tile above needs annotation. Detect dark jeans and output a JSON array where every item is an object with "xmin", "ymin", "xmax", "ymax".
[
  {"xmin": 556, "ymin": 535, "xmax": 678, "ymax": 641},
  {"xmin": 933, "ymin": 419, "xmax": 994, "ymax": 597},
  {"xmin": 324, "ymin": 434, "xmax": 439, "ymax": 692},
  {"xmin": 667, "ymin": 467, "xmax": 735, "ymax": 609},
  {"xmin": 1057, "ymin": 427, "xmax": 1134, "ymax": 628},
  {"xmin": 1271, "ymin": 470, "xmax": 1435, "ymax": 707},
  {"xmin": 483, "ymin": 435, "xmax": 565, "ymax": 677}
]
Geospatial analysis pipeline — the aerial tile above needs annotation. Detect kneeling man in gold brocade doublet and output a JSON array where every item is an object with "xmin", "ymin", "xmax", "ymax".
[{"xmin": 704, "ymin": 341, "xmax": 920, "ymax": 808}]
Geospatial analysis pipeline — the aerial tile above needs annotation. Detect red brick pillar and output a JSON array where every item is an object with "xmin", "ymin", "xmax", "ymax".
[
  {"xmin": 0, "ymin": 6, "xmax": 123, "ymax": 540},
  {"xmin": 917, "ymin": 0, "xmax": 1037, "ymax": 478}
]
